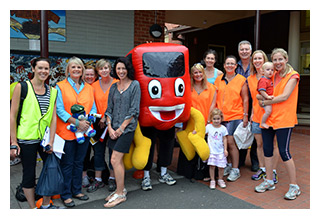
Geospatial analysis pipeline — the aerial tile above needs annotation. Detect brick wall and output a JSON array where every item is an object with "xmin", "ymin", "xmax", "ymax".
[{"xmin": 134, "ymin": 10, "xmax": 165, "ymax": 46}]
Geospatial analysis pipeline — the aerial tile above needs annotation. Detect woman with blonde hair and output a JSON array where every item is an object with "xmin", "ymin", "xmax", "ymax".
[
  {"xmin": 254, "ymin": 48, "xmax": 301, "ymax": 200},
  {"xmin": 177, "ymin": 63, "xmax": 216, "ymax": 181},
  {"xmin": 190, "ymin": 63, "xmax": 217, "ymax": 123},
  {"xmin": 56, "ymin": 56, "xmax": 97, "ymax": 207},
  {"xmin": 86, "ymin": 59, "xmax": 118, "ymax": 193},
  {"xmin": 247, "ymin": 50, "xmax": 279, "ymax": 183}
]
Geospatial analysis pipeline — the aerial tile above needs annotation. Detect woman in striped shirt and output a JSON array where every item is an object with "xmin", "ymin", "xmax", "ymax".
[{"xmin": 10, "ymin": 57, "xmax": 60, "ymax": 209}]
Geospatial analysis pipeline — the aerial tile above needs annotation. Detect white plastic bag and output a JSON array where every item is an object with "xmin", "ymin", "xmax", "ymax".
[{"xmin": 233, "ymin": 122, "xmax": 254, "ymax": 150}]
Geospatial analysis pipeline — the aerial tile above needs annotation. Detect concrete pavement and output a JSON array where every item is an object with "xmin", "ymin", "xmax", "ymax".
[{"xmin": 10, "ymin": 161, "xmax": 259, "ymax": 209}]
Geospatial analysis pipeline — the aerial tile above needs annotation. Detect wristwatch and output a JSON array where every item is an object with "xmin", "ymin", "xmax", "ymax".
[
  {"xmin": 261, "ymin": 100, "xmax": 265, "ymax": 107},
  {"xmin": 10, "ymin": 145, "xmax": 18, "ymax": 150}
]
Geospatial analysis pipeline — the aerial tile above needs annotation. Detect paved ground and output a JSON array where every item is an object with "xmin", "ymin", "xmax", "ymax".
[
  {"xmin": 75, "ymin": 174, "xmax": 260, "ymax": 209},
  {"xmin": 9, "ymin": 126, "xmax": 312, "ymax": 216},
  {"xmin": 10, "ymin": 162, "xmax": 258, "ymax": 209}
]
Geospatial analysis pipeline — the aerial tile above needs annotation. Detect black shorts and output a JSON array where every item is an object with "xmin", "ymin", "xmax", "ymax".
[{"xmin": 107, "ymin": 131, "xmax": 134, "ymax": 153}]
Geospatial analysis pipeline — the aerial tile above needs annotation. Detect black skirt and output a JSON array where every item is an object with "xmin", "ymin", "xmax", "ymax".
[{"xmin": 107, "ymin": 131, "xmax": 134, "ymax": 153}]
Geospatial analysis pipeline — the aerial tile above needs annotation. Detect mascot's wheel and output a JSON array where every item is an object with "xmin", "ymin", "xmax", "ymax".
[
  {"xmin": 36, "ymin": 198, "xmax": 54, "ymax": 208},
  {"xmin": 132, "ymin": 170, "xmax": 144, "ymax": 179}
]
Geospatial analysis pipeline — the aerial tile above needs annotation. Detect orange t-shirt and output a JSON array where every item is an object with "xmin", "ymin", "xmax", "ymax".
[
  {"xmin": 247, "ymin": 74, "xmax": 264, "ymax": 123},
  {"xmin": 91, "ymin": 79, "xmax": 118, "ymax": 115},
  {"xmin": 265, "ymin": 70, "xmax": 300, "ymax": 129},
  {"xmin": 215, "ymin": 74, "xmax": 246, "ymax": 121},
  {"xmin": 191, "ymin": 82, "xmax": 217, "ymax": 123}
]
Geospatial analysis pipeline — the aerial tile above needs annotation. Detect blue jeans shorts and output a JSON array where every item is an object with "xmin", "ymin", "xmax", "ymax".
[
  {"xmin": 222, "ymin": 119, "xmax": 242, "ymax": 136},
  {"xmin": 251, "ymin": 121, "xmax": 262, "ymax": 134}
]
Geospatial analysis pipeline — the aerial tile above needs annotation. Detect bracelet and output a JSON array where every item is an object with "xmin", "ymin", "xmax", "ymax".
[
  {"xmin": 10, "ymin": 145, "xmax": 18, "ymax": 150},
  {"xmin": 261, "ymin": 100, "xmax": 265, "ymax": 107},
  {"xmin": 243, "ymin": 113, "xmax": 248, "ymax": 116},
  {"xmin": 119, "ymin": 127, "xmax": 124, "ymax": 133},
  {"xmin": 75, "ymin": 119, "xmax": 80, "ymax": 127}
]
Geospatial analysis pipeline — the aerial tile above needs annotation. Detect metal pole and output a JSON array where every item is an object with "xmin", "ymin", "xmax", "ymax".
[
  {"xmin": 254, "ymin": 10, "xmax": 261, "ymax": 51},
  {"xmin": 40, "ymin": 10, "xmax": 48, "ymax": 58}
]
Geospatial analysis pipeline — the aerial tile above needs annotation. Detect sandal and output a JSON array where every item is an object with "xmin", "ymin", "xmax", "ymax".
[
  {"xmin": 103, "ymin": 193, "xmax": 126, "ymax": 208},
  {"xmin": 105, "ymin": 188, "xmax": 127, "ymax": 201},
  {"xmin": 72, "ymin": 193, "xmax": 89, "ymax": 200},
  {"xmin": 62, "ymin": 198, "xmax": 75, "ymax": 208}
]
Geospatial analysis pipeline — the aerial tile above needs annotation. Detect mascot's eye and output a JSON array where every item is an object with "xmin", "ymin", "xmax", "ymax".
[
  {"xmin": 148, "ymin": 79, "xmax": 162, "ymax": 99},
  {"xmin": 175, "ymin": 78, "xmax": 185, "ymax": 97}
]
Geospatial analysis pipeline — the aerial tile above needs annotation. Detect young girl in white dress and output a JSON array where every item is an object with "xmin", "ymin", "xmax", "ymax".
[{"xmin": 206, "ymin": 108, "xmax": 229, "ymax": 189}]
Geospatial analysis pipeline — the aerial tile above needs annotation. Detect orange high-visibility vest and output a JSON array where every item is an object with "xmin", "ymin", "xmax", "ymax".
[
  {"xmin": 92, "ymin": 79, "xmax": 117, "ymax": 115},
  {"xmin": 215, "ymin": 74, "xmax": 246, "ymax": 121},
  {"xmin": 247, "ymin": 74, "xmax": 264, "ymax": 123},
  {"xmin": 191, "ymin": 82, "xmax": 217, "ymax": 123},
  {"xmin": 56, "ymin": 79, "xmax": 94, "ymax": 140},
  {"xmin": 265, "ymin": 71, "xmax": 300, "ymax": 129}
]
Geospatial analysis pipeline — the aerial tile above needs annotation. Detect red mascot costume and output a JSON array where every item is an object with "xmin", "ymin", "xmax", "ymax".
[{"xmin": 126, "ymin": 43, "xmax": 198, "ymax": 190}]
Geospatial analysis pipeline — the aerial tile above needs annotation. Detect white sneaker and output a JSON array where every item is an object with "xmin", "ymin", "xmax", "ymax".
[
  {"xmin": 82, "ymin": 176, "xmax": 90, "ymax": 188},
  {"xmin": 141, "ymin": 177, "xmax": 152, "ymax": 191},
  {"xmin": 217, "ymin": 179, "xmax": 226, "ymax": 188},
  {"xmin": 255, "ymin": 179, "xmax": 275, "ymax": 193},
  {"xmin": 223, "ymin": 164, "xmax": 232, "ymax": 176},
  {"xmin": 284, "ymin": 184, "xmax": 301, "ymax": 200},
  {"xmin": 209, "ymin": 180, "xmax": 216, "ymax": 189},
  {"xmin": 159, "ymin": 173, "xmax": 176, "ymax": 185},
  {"xmin": 227, "ymin": 169, "xmax": 240, "ymax": 182}
]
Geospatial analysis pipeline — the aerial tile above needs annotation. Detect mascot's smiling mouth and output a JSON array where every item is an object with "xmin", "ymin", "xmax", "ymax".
[{"xmin": 148, "ymin": 104, "xmax": 185, "ymax": 122}]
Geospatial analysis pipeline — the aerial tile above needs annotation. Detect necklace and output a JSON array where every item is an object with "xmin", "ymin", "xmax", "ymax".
[
  {"xmin": 118, "ymin": 81, "xmax": 131, "ymax": 94},
  {"xmin": 194, "ymin": 84, "xmax": 203, "ymax": 95}
]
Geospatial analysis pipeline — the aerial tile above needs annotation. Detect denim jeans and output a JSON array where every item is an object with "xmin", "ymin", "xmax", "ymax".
[
  {"xmin": 60, "ymin": 137, "xmax": 89, "ymax": 200},
  {"xmin": 222, "ymin": 119, "xmax": 242, "ymax": 136},
  {"xmin": 92, "ymin": 140, "xmax": 106, "ymax": 171}
]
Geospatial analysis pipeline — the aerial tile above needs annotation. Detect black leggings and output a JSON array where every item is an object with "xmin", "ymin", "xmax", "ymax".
[
  {"xmin": 261, "ymin": 127, "xmax": 293, "ymax": 162},
  {"xmin": 141, "ymin": 126, "xmax": 176, "ymax": 170},
  {"xmin": 19, "ymin": 142, "xmax": 48, "ymax": 188}
]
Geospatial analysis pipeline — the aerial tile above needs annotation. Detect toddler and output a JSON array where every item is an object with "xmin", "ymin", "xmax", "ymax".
[
  {"xmin": 257, "ymin": 62, "xmax": 274, "ymax": 129},
  {"xmin": 200, "ymin": 108, "xmax": 228, "ymax": 189}
]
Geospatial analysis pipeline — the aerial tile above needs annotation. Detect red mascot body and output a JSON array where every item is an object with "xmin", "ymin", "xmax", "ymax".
[
  {"xmin": 127, "ymin": 43, "xmax": 191, "ymax": 186},
  {"xmin": 127, "ymin": 43, "xmax": 191, "ymax": 130}
]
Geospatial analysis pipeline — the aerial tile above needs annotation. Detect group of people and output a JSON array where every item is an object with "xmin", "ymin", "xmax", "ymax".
[
  {"xmin": 10, "ymin": 40, "xmax": 301, "ymax": 209},
  {"xmin": 10, "ymin": 56, "xmax": 140, "ymax": 208},
  {"xmin": 185, "ymin": 41, "xmax": 300, "ymax": 200}
]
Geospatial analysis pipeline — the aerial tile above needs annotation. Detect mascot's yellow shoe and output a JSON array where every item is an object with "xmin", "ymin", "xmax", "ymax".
[
  {"xmin": 123, "ymin": 122, "xmax": 151, "ymax": 170},
  {"xmin": 176, "ymin": 107, "xmax": 210, "ymax": 161}
]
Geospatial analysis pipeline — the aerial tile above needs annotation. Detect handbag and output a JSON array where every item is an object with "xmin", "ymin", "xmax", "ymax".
[
  {"xmin": 35, "ymin": 153, "xmax": 64, "ymax": 196},
  {"xmin": 233, "ymin": 122, "xmax": 254, "ymax": 150}
]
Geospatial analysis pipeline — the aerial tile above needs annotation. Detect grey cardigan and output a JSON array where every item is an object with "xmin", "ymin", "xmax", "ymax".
[{"xmin": 105, "ymin": 80, "xmax": 141, "ymax": 134}]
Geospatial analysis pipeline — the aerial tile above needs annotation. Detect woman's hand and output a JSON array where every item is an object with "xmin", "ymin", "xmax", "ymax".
[
  {"xmin": 78, "ymin": 120, "xmax": 90, "ymax": 132},
  {"xmin": 258, "ymin": 99, "xmax": 266, "ymax": 107},
  {"xmin": 108, "ymin": 126, "xmax": 118, "ymax": 140},
  {"xmin": 45, "ymin": 144, "xmax": 53, "ymax": 154},
  {"xmin": 243, "ymin": 116, "xmax": 248, "ymax": 127},
  {"xmin": 114, "ymin": 126, "xmax": 124, "ymax": 137},
  {"xmin": 10, "ymin": 144, "xmax": 20, "ymax": 160},
  {"xmin": 99, "ymin": 116, "xmax": 106, "ymax": 129},
  {"xmin": 224, "ymin": 149, "xmax": 228, "ymax": 157}
]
